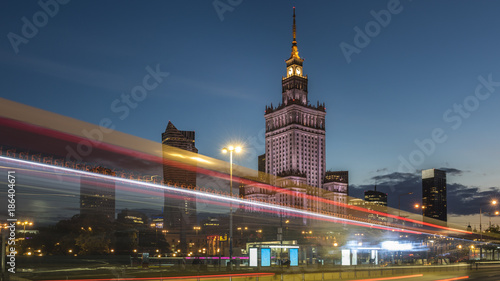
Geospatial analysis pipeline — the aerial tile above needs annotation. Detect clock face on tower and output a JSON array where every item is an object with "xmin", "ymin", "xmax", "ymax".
[
  {"xmin": 296, "ymin": 68, "xmax": 301, "ymax": 75},
  {"xmin": 288, "ymin": 68, "xmax": 293, "ymax": 75}
]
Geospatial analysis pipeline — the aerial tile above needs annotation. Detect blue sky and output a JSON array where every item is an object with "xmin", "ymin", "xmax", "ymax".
[{"xmin": 1, "ymin": 1, "xmax": 500, "ymax": 222}]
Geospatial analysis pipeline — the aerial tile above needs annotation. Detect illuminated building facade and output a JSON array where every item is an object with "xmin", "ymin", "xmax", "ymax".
[
  {"xmin": 323, "ymin": 171, "xmax": 349, "ymax": 214},
  {"xmin": 241, "ymin": 9, "xmax": 348, "ymax": 215},
  {"xmin": 364, "ymin": 186, "xmax": 387, "ymax": 207},
  {"xmin": 422, "ymin": 168, "xmax": 447, "ymax": 222},
  {"xmin": 161, "ymin": 121, "xmax": 198, "ymax": 253},
  {"xmin": 264, "ymin": 8, "xmax": 327, "ymax": 210},
  {"xmin": 325, "ymin": 171, "xmax": 349, "ymax": 186}
]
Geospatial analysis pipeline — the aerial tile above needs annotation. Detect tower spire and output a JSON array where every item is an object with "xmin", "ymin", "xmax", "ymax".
[
  {"xmin": 293, "ymin": 7, "xmax": 296, "ymax": 44},
  {"xmin": 290, "ymin": 7, "xmax": 300, "ymax": 59}
]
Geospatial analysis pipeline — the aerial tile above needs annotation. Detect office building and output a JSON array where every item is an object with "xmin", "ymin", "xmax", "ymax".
[
  {"xmin": 161, "ymin": 121, "xmax": 198, "ymax": 253},
  {"xmin": 422, "ymin": 169, "xmax": 447, "ymax": 222},
  {"xmin": 364, "ymin": 186, "xmax": 387, "ymax": 207}
]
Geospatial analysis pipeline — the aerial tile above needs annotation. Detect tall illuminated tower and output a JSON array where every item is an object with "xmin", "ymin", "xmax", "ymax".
[{"xmin": 264, "ymin": 8, "xmax": 326, "ymax": 202}]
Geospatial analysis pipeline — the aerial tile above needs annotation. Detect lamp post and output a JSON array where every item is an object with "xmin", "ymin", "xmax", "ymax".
[
  {"xmin": 487, "ymin": 211, "xmax": 499, "ymax": 228},
  {"xmin": 222, "ymin": 145, "xmax": 241, "ymax": 270},
  {"xmin": 398, "ymin": 192, "xmax": 413, "ymax": 217},
  {"xmin": 17, "ymin": 220, "xmax": 33, "ymax": 252},
  {"xmin": 479, "ymin": 199, "xmax": 497, "ymax": 260}
]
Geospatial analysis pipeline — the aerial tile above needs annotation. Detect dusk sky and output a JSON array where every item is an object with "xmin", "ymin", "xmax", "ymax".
[{"xmin": 2, "ymin": 1, "xmax": 500, "ymax": 225}]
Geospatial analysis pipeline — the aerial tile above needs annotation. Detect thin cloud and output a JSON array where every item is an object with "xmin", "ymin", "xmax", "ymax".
[
  {"xmin": 0, "ymin": 50, "xmax": 125, "ymax": 91},
  {"xmin": 351, "ymin": 170, "xmax": 499, "ymax": 216}
]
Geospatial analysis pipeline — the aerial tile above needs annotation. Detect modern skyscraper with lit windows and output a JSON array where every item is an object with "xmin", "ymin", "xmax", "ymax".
[{"xmin": 422, "ymin": 168, "xmax": 447, "ymax": 222}]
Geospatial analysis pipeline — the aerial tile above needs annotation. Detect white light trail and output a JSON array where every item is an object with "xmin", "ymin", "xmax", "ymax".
[{"xmin": 0, "ymin": 156, "xmax": 458, "ymax": 236}]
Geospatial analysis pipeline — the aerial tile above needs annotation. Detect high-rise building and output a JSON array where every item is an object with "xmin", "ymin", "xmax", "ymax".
[
  {"xmin": 364, "ymin": 186, "xmax": 387, "ymax": 207},
  {"xmin": 162, "ymin": 121, "xmax": 198, "ymax": 186},
  {"xmin": 258, "ymin": 154, "xmax": 266, "ymax": 173},
  {"xmin": 422, "ymin": 169, "xmax": 447, "ymax": 222},
  {"xmin": 264, "ymin": 8, "xmax": 327, "ymax": 208},
  {"xmin": 161, "ymin": 121, "xmax": 198, "ymax": 253},
  {"xmin": 241, "ymin": 9, "xmax": 349, "ymax": 217},
  {"xmin": 80, "ymin": 167, "xmax": 116, "ymax": 220}
]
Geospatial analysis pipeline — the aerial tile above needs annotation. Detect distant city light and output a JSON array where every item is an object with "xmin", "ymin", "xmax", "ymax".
[{"xmin": 381, "ymin": 241, "xmax": 412, "ymax": 251}]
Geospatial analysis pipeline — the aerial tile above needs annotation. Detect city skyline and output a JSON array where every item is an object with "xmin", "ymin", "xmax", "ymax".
[{"xmin": 1, "ymin": 1, "xmax": 500, "ymax": 225}]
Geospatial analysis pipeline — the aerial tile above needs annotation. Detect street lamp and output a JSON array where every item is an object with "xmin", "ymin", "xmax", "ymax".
[
  {"xmin": 479, "ymin": 199, "xmax": 497, "ymax": 259},
  {"xmin": 221, "ymin": 145, "xmax": 242, "ymax": 270},
  {"xmin": 17, "ymin": 221, "xmax": 33, "ymax": 242},
  {"xmin": 414, "ymin": 203, "xmax": 425, "ymax": 214},
  {"xmin": 487, "ymin": 211, "xmax": 500, "ymax": 228},
  {"xmin": 193, "ymin": 226, "xmax": 201, "ymax": 235},
  {"xmin": 398, "ymin": 192, "xmax": 413, "ymax": 217}
]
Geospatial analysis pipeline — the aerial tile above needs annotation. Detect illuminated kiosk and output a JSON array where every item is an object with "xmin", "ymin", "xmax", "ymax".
[
  {"xmin": 246, "ymin": 241, "xmax": 300, "ymax": 267},
  {"xmin": 339, "ymin": 241, "xmax": 418, "ymax": 266}
]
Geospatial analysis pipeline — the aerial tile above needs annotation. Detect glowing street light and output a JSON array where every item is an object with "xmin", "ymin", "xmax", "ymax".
[
  {"xmin": 17, "ymin": 220, "xmax": 33, "ymax": 241},
  {"xmin": 221, "ymin": 144, "xmax": 242, "ymax": 270},
  {"xmin": 193, "ymin": 226, "xmax": 201, "ymax": 235},
  {"xmin": 479, "ymin": 199, "xmax": 498, "ymax": 259}
]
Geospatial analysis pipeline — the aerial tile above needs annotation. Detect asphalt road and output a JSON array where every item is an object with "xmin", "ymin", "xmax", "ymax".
[{"xmin": 341, "ymin": 268, "xmax": 500, "ymax": 281}]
